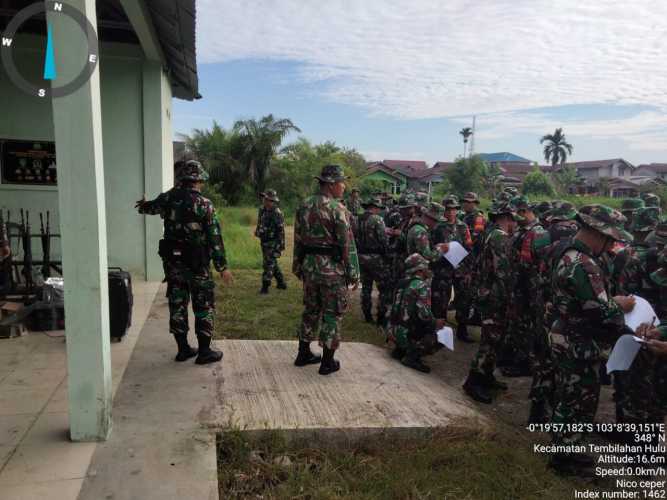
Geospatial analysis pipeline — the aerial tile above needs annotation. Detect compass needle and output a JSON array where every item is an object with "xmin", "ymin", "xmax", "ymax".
[{"xmin": 44, "ymin": 23, "xmax": 57, "ymax": 81}]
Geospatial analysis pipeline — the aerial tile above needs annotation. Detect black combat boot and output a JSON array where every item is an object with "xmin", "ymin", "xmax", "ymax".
[
  {"xmin": 276, "ymin": 279, "xmax": 287, "ymax": 290},
  {"xmin": 500, "ymin": 359, "xmax": 532, "ymax": 378},
  {"xmin": 259, "ymin": 281, "xmax": 270, "ymax": 294},
  {"xmin": 391, "ymin": 346, "xmax": 406, "ymax": 360},
  {"xmin": 401, "ymin": 352, "xmax": 431, "ymax": 373},
  {"xmin": 363, "ymin": 310, "xmax": 374, "ymax": 323},
  {"xmin": 527, "ymin": 400, "xmax": 549, "ymax": 424},
  {"xmin": 294, "ymin": 341, "xmax": 322, "ymax": 367},
  {"xmin": 456, "ymin": 323, "xmax": 475, "ymax": 344},
  {"xmin": 195, "ymin": 335, "xmax": 223, "ymax": 365},
  {"xmin": 484, "ymin": 372, "xmax": 508, "ymax": 391},
  {"xmin": 174, "ymin": 333, "xmax": 198, "ymax": 362},
  {"xmin": 463, "ymin": 371, "xmax": 493, "ymax": 404},
  {"xmin": 318, "ymin": 347, "xmax": 340, "ymax": 375}
]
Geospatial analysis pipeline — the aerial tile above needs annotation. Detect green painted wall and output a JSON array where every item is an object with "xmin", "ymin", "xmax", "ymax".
[
  {"xmin": 0, "ymin": 35, "xmax": 170, "ymax": 279},
  {"xmin": 362, "ymin": 170, "xmax": 407, "ymax": 192}
]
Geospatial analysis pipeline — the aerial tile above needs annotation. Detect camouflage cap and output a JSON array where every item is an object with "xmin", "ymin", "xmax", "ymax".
[
  {"xmin": 547, "ymin": 202, "xmax": 577, "ymax": 222},
  {"xmin": 655, "ymin": 220, "xmax": 667, "ymax": 246},
  {"xmin": 415, "ymin": 192, "xmax": 429, "ymax": 208},
  {"xmin": 315, "ymin": 164, "xmax": 348, "ymax": 183},
  {"xmin": 462, "ymin": 192, "xmax": 480, "ymax": 203},
  {"xmin": 621, "ymin": 198, "xmax": 645, "ymax": 213},
  {"xmin": 423, "ymin": 202, "xmax": 446, "ymax": 222},
  {"xmin": 534, "ymin": 201, "xmax": 553, "ymax": 217},
  {"xmin": 260, "ymin": 189, "xmax": 280, "ymax": 203},
  {"xmin": 650, "ymin": 248, "xmax": 667, "ymax": 286},
  {"xmin": 361, "ymin": 196, "xmax": 385, "ymax": 209},
  {"xmin": 576, "ymin": 204, "xmax": 632, "ymax": 242},
  {"xmin": 404, "ymin": 253, "xmax": 430, "ymax": 275},
  {"xmin": 398, "ymin": 193, "xmax": 417, "ymax": 209},
  {"xmin": 495, "ymin": 191, "xmax": 513, "ymax": 203},
  {"xmin": 644, "ymin": 193, "xmax": 661, "ymax": 208},
  {"xmin": 503, "ymin": 186, "xmax": 519, "ymax": 196},
  {"xmin": 511, "ymin": 195, "xmax": 531, "ymax": 211},
  {"xmin": 176, "ymin": 160, "xmax": 209, "ymax": 182},
  {"xmin": 488, "ymin": 198, "xmax": 514, "ymax": 217},
  {"xmin": 442, "ymin": 196, "xmax": 461, "ymax": 209},
  {"xmin": 630, "ymin": 206, "xmax": 660, "ymax": 233}
]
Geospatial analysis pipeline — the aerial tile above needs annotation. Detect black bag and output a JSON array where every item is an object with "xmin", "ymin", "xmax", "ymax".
[{"xmin": 108, "ymin": 267, "xmax": 133, "ymax": 341}]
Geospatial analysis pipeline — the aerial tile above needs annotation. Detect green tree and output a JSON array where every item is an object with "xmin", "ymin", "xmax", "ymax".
[
  {"xmin": 480, "ymin": 161, "xmax": 502, "ymax": 197},
  {"xmin": 446, "ymin": 155, "xmax": 485, "ymax": 197},
  {"xmin": 181, "ymin": 122, "xmax": 249, "ymax": 205},
  {"xmin": 540, "ymin": 127, "xmax": 573, "ymax": 169},
  {"xmin": 551, "ymin": 163, "xmax": 582, "ymax": 195},
  {"xmin": 459, "ymin": 127, "xmax": 473, "ymax": 157},
  {"xmin": 233, "ymin": 114, "xmax": 301, "ymax": 195},
  {"xmin": 522, "ymin": 166, "xmax": 555, "ymax": 196}
]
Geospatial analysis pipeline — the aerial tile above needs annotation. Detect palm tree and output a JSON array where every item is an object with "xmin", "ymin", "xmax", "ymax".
[
  {"xmin": 233, "ymin": 114, "xmax": 301, "ymax": 195},
  {"xmin": 459, "ymin": 127, "xmax": 473, "ymax": 157},
  {"xmin": 540, "ymin": 128, "xmax": 573, "ymax": 170}
]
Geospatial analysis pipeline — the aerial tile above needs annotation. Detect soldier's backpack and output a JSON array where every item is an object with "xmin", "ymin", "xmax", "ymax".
[{"xmin": 108, "ymin": 267, "xmax": 133, "ymax": 341}]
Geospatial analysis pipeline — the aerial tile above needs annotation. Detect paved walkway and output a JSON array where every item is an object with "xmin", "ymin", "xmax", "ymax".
[{"xmin": 0, "ymin": 281, "xmax": 160, "ymax": 500}]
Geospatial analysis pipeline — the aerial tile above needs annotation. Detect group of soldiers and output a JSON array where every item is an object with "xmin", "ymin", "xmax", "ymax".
[{"xmin": 136, "ymin": 160, "xmax": 667, "ymax": 476}]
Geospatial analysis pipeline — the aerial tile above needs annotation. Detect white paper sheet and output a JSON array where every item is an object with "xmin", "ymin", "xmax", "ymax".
[
  {"xmin": 436, "ymin": 326, "xmax": 455, "ymax": 351},
  {"xmin": 606, "ymin": 334, "xmax": 642, "ymax": 374},
  {"xmin": 443, "ymin": 241, "xmax": 469, "ymax": 269},
  {"xmin": 624, "ymin": 295, "xmax": 659, "ymax": 332}
]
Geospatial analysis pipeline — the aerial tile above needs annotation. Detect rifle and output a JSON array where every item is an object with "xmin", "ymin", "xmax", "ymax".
[
  {"xmin": 0, "ymin": 211, "xmax": 12, "ymax": 293},
  {"xmin": 39, "ymin": 212, "xmax": 51, "ymax": 279},
  {"xmin": 20, "ymin": 210, "xmax": 33, "ymax": 291}
]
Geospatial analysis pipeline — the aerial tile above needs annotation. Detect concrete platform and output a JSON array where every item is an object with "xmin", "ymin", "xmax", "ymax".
[{"xmin": 78, "ymin": 289, "xmax": 487, "ymax": 500}]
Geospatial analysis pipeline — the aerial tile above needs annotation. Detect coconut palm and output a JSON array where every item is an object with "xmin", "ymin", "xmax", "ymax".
[
  {"xmin": 233, "ymin": 114, "xmax": 301, "ymax": 195},
  {"xmin": 459, "ymin": 127, "xmax": 473, "ymax": 157},
  {"xmin": 540, "ymin": 128, "xmax": 573, "ymax": 169}
]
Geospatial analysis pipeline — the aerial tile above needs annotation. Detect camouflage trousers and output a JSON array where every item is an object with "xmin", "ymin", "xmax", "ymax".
[
  {"xmin": 297, "ymin": 276, "xmax": 348, "ymax": 350},
  {"xmin": 165, "ymin": 261, "xmax": 215, "ymax": 338},
  {"xmin": 359, "ymin": 255, "xmax": 392, "ymax": 323},
  {"xmin": 500, "ymin": 291, "xmax": 533, "ymax": 365},
  {"xmin": 452, "ymin": 272, "xmax": 473, "ymax": 325},
  {"xmin": 390, "ymin": 324, "xmax": 438, "ymax": 357},
  {"xmin": 528, "ymin": 321, "xmax": 556, "ymax": 405},
  {"xmin": 261, "ymin": 244, "xmax": 284, "ymax": 285},
  {"xmin": 551, "ymin": 354, "xmax": 601, "ymax": 446},
  {"xmin": 614, "ymin": 349, "xmax": 663, "ymax": 423},
  {"xmin": 470, "ymin": 320, "xmax": 506, "ymax": 376},
  {"xmin": 431, "ymin": 275, "xmax": 453, "ymax": 320}
]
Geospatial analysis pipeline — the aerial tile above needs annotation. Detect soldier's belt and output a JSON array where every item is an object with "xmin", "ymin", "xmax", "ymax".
[
  {"xmin": 302, "ymin": 245, "xmax": 338, "ymax": 256},
  {"xmin": 358, "ymin": 248, "xmax": 386, "ymax": 255}
]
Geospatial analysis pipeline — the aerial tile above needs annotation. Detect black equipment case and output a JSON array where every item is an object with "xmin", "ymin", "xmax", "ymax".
[{"xmin": 108, "ymin": 267, "xmax": 133, "ymax": 341}]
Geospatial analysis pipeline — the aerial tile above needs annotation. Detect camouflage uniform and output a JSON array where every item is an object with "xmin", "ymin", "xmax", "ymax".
[
  {"xmin": 642, "ymin": 192, "xmax": 661, "ymax": 208},
  {"xmin": 430, "ymin": 197, "xmax": 473, "ymax": 322},
  {"xmin": 460, "ymin": 192, "xmax": 486, "ymax": 328},
  {"xmin": 390, "ymin": 194, "xmax": 418, "ymax": 295},
  {"xmin": 256, "ymin": 190, "xmax": 286, "ymax": 292},
  {"xmin": 387, "ymin": 253, "xmax": 440, "ymax": 372},
  {"xmin": 355, "ymin": 197, "xmax": 392, "ymax": 325},
  {"xmin": 610, "ymin": 206, "xmax": 662, "ymax": 425},
  {"xmin": 503, "ymin": 196, "xmax": 550, "ymax": 377},
  {"xmin": 293, "ymin": 165, "xmax": 360, "ymax": 356},
  {"xmin": 463, "ymin": 198, "xmax": 515, "ymax": 403},
  {"xmin": 645, "ymin": 220, "xmax": 667, "ymax": 251},
  {"xmin": 549, "ymin": 205, "xmax": 631, "ymax": 454},
  {"xmin": 346, "ymin": 189, "xmax": 362, "ymax": 217},
  {"xmin": 620, "ymin": 198, "xmax": 645, "ymax": 232},
  {"xmin": 138, "ymin": 161, "xmax": 226, "ymax": 363},
  {"xmin": 406, "ymin": 202, "xmax": 445, "ymax": 262}
]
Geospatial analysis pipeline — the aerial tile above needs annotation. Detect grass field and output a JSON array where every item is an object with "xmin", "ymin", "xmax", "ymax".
[{"xmin": 217, "ymin": 427, "xmax": 585, "ymax": 500}]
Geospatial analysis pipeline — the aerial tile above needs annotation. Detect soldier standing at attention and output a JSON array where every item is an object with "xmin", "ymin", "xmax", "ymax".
[
  {"xmin": 293, "ymin": 164, "xmax": 360, "ymax": 375},
  {"xmin": 255, "ymin": 189, "xmax": 287, "ymax": 294},
  {"xmin": 462, "ymin": 198, "xmax": 515, "ymax": 404},
  {"xmin": 547, "ymin": 205, "xmax": 635, "ymax": 475},
  {"xmin": 355, "ymin": 197, "xmax": 392, "ymax": 326},
  {"xmin": 136, "ymin": 160, "xmax": 233, "ymax": 365}
]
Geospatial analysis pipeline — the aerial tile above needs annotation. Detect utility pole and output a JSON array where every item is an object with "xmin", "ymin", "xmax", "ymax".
[{"xmin": 469, "ymin": 115, "xmax": 476, "ymax": 159}]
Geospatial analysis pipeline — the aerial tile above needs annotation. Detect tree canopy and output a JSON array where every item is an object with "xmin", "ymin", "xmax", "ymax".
[{"xmin": 540, "ymin": 128, "xmax": 573, "ymax": 168}]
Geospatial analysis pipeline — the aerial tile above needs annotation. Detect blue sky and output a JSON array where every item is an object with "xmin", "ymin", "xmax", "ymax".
[{"xmin": 173, "ymin": 0, "xmax": 667, "ymax": 166}]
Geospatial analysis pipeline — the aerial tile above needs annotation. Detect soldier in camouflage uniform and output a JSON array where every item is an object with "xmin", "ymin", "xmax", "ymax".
[
  {"xmin": 387, "ymin": 253, "xmax": 447, "ymax": 372},
  {"xmin": 608, "ymin": 206, "xmax": 662, "ymax": 431},
  {"xmin": 390, "ymin": 194, "xmax": 418, "ymax": 295},
  {"xmin": 463, "ymin": 198, "xmax": 515, "ymax": 404},
  {"xmin": 645, "ymin": 219, "xmax": 667, "ymax": 250},
  {"xmin": 620, "ymin": 197, "xmax": 645, "ymax": 232},
  {"xmin": 548, "ymin": 205, "xmax": 635, "ymax": 475},
  {"xmin": 459, "ymin": 192, "xmax": 487, "ymax": 331},
  {"xmin": 431, "ymin": 196, "xmax": 474, "ymax": 342},
  {"xmin": 641, "ymin": 192, "xmax": 661, "ymax": 208},
  {"xmin": 136, "ymin": 160, "xmax": 231, "ymax": 365},
  {"xmin": 502, "ymin": 196, "xmax": 550, "ymax": 378},
  {"xmin": 346, "ymin": 188, "xmax": 362, "ymax": 217},
  {"xmin": 255, "ymin": 189, "xmax": 287, "ymax": 294},
  {"xmin": 503, "ymin": 186, "xmax": 519, "ymax": 197},
  {"xmin": 406, "ymin": 202, "xmax": 449, "ymax": 262},
  {"xmin": 355, "ymin": 197, "xmax": 392, "ymax": 326},
  {"xmin": 293, "ymin": 164, "xmax": 360, "ymax": 375}
]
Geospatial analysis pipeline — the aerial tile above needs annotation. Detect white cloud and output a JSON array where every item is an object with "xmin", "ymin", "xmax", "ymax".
[{"xmin": 197, "ymin": 0, "xmax": 667, "ymax": 120}]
